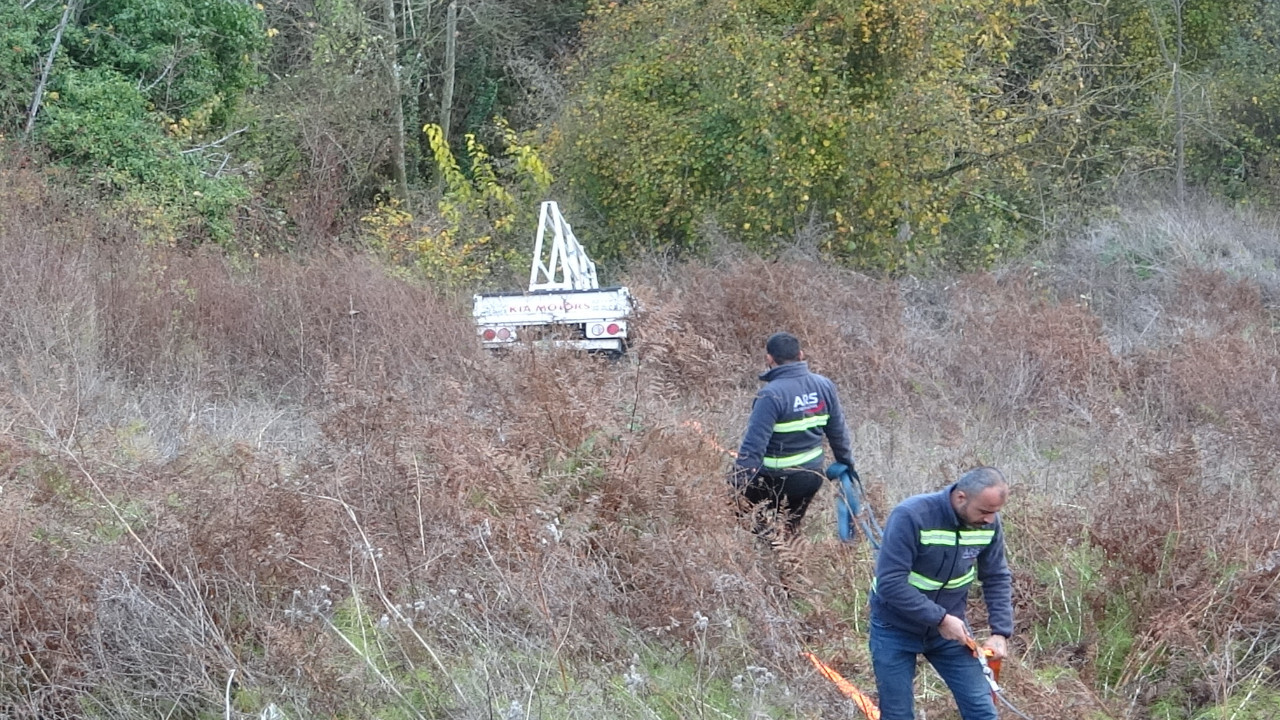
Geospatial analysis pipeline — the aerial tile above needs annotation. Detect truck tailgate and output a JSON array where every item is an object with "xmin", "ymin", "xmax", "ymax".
[{"xmin": 473, "ymin": 287, "xmax": 632, "ymax": 325}]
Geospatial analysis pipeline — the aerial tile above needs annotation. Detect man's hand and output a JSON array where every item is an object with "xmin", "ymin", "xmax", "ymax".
[
  {"xmin": 937, "ymin": 614, "xmax": 968, "ymax": 643},
  {"xmin": 728, "ymin": 466, "xmax": 754, "ymax": 490},
  {"xmin": 984, "ymin": 634, "xmax": 1008, "ymax": 660},
  {"xmin": 827, "ymin": 462, "xmax": 860, "ymax": 484}
]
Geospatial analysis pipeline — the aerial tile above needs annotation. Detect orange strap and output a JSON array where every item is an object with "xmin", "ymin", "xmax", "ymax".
[
  {"xmin": 803, "ymin": 652, "xmax": 881, "ymax": 720},
  {"xmin": 961, "ymin": 637, "xmax": 1002, "ymax": 679},
  {"xmin": 962, "ymin": 636, "xmax": 1003, "ymax": 700}
]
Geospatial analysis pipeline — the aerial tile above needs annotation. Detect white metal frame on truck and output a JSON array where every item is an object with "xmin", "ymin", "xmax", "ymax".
[
  {"xmin": 528, "ymin": 201, "xmax": 599, "ymax": 291},
  {"xmin": 472, "ymin": 201, "xmax": 632, "ymax": 352}
]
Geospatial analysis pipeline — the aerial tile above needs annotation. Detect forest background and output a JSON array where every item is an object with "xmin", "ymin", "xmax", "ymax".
[{"xmin": 3, "ymin": 0, "xmax": 1280, "ymax": 718}]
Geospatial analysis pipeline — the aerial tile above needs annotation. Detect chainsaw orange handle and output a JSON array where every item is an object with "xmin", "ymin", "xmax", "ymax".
[{"xmin": 962, "ymin": 635, "xmax": 1003, "ymax": 696}]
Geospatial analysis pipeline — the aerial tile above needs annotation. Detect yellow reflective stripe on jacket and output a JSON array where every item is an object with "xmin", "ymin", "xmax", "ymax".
[
  {"xmin": 908, "ymin": 566, "xmax": 976, "ymax": 591},
  {"xmin": 773, "ymin": 414, "xmax": 829, "ymax": 433},
  {"xmin": 919, "ymin": 530, "xmax": 955, "ymax": 546},
  {"xmin": 907, "ymin": 572, "xmax": 943, "ymax": 591},
  {"xmin": 762, "ymin": 446, "xmax": 824, "ymax": 469},
  {"xmin": 959, "ymin": 529, "xmax": 995, "ymax": 545},
  {"xmin": 918, "ymin": 529, "xmax": 995, "ymax": 546},
  {"xmin": 945, "ymin": 567, "xmax": 977, "ymax": 589}
]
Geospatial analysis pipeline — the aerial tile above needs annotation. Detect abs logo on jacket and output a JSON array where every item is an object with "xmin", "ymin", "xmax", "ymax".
[{"xmin": 793, "ymin": 392, "xmax": 821, "ymax": 412}]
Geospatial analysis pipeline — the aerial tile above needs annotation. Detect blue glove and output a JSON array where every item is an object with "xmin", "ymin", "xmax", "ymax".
[
  {"xmin": 826, "ymin": 462, "xmax": 863, "ymax": 544},
  {"xmin": 825, "ymin": 462, "xmax": 860, "ymax": 484}
]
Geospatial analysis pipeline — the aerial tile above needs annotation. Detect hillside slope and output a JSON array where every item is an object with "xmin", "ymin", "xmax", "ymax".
[{"xmin": 3, "ymin": 162, "xmax": 1280, "ymax": 719}]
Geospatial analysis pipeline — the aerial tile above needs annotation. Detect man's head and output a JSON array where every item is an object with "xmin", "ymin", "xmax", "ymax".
[
  {"xmin": 950, "ymin": 467, "xmax": 1008, "ymax": 528},
  {"xmin": 765, "ymin": 332, "xmax": 803, "ymax": 366}
]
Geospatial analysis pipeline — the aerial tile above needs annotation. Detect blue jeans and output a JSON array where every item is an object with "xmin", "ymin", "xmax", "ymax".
[{"xmin": 869, "ymin": 618, "xmax": 997, "ymax": 720}]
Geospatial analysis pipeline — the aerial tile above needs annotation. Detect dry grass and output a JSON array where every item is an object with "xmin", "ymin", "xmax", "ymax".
[{"xmin": 2, "ymin": 156, "xmax": 1280, "ymax": 718}]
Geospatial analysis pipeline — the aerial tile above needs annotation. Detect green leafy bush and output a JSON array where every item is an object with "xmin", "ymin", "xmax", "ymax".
[
  {"xmin": 555, "ymin": 0, "xmax": 1052, "ymax": 270},
  {"xmin": 68, "ymin": 0, "xmax": 264, "ymax": 131},
  {"xmin": 363, "ymin": 121, "xmax": 552, "ymax": 286},
  {"xmin": 4, "ymin": 0, "xmax": 263, "ymax": 244},
  {"xmin": 0, "ymin": 4, "xmax": 59, "ymax": 135},
  {"xmin": 39, "ymin": 68, "xmax": 247, "ymax": 244}
]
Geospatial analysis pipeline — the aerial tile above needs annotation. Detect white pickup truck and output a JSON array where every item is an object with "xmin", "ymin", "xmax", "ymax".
[{"xmin": 472, "ymin": 201, "xmax": 634, "ymax": 353}]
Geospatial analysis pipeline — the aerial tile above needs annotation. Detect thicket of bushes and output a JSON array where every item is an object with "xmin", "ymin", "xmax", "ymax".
[
  {"xmin": 5, "ymin": 0, "xmax": 1280, "ymax": 274},
  {"xmin": 3, "ymin": 158, "xmax": 1280, "ymax": 718},
  {"xmin": 557, "ymin": 0, "xmax": 1280, "ymax": 267}
]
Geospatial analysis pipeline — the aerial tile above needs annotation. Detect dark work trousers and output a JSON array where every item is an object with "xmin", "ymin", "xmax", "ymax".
[{"xmin": 738, "ymin": 466, "xmax": 825, "ymax": 536}]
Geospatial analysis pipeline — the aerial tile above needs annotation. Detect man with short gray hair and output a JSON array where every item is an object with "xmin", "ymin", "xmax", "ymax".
[{"xmin": 868, "ymin": 467, "xmax": 1014, "ymax": 720}]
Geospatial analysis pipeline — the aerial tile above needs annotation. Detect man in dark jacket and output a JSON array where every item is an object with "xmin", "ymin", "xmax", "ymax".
[
  {"xmin": 730, "ymin": 331, "xmax": 857, "ymax": 537},
  {"xmin": 868, "ymin": 467, "xmax": 1013, "ymax": 720}
]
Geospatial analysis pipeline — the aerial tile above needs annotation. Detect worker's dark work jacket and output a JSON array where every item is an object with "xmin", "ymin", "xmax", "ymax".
[
  {"xmin": 869, "ymin": 485, "xmax": 1014, "ymax": 639},
  {"xmin": 733, "ymin": 361, "xmax": 855, "ymax": 478}
]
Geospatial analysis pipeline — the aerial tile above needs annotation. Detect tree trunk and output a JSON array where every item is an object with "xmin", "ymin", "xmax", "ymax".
[
  {"xmin": 383, "ymin": 0, "xmax": 410, "ymax": 207},
  {"xmin": 440, "ymin": 0, "xmax": 457, "ymax": 145},
  {"xmin": 1148, "ymin": 0, "xmax": 1187, "ymax": 209},
  {"xmin": 1172, "ymin": 0, "xmax": 1186, "ymax": 209}
]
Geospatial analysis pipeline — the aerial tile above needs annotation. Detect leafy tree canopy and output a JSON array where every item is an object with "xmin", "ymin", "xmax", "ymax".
[
  {"xmin": 554, "ymin": 0, "xmax": 1055, "ymax": 269},
  {"xmin": 553, "ymin": 0, "xmax": 1280, "ymax": 270},
  {"xmin": 2, "ymin": 0, "xmax": 264, "ymax": 243}
]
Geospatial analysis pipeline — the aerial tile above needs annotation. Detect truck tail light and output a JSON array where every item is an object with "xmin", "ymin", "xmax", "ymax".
[
  {"xmin": 607, "ymin": 323, "xmax": 621, "ymax": 335},
  {"xmin": 591, "ymin": 324, "xmax": 604, "ymax": 337},
  {"xmin": 496, "ymin": 328, "xmax": 512, "ymax": 340},
  {"xmin": 482, "ymin": 328, "xmax": 497, "ymax": 341}
]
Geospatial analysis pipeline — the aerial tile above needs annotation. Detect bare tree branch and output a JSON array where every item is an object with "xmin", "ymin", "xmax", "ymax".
[
  {"xmin": 138, "ymin": 43, "xmax": 189, "ymax": 96},
  {"xmin": 180, "ymin": 126, "xmax": 249, "ymax": 155},
  {"xmin": 24, "ymin": 0, "xmax": 77, "ymax": 140}
]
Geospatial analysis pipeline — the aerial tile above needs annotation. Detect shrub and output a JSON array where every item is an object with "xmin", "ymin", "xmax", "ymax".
[{"xmin": 363, "ymin": 121, "xmax": 552, "ymax": 287}]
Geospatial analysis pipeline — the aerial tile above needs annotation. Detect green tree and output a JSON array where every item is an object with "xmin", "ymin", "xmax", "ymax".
[
  {"xmin": 1029, "ymin": 0, "xmax": 1272, "ymax": 200},
  {"xmin": 0, "ymin": 2, "xmax": 63, "ymax": 137},
  {"xmin": 4, "ymin": 0, "xmax": 266, "ymax": 244},
  {"xmin": 554, "ymin": 0, "xmax": 1280, "ymax": 269},
  {"xmin": 555, "ymin": 0, "xmax": 1072, "ymax": 270},
  {"xmin": 245, "ymin": 0, "xmax": 588, "ymax": 242},
  {"xmin": 1207, "ymin": 0, "xmax": 1280, "ymax": 197},
  {"xmin": 68, "ymin": 0, "xmax": 264, "ymax": 131}
]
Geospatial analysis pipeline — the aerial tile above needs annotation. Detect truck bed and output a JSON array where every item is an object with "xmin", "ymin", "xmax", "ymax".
[{"xmin": 472, "ymin": 286, "xmax": 634, "ymax": 352}]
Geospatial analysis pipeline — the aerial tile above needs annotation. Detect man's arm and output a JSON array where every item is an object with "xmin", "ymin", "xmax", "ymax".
[
  {"xmin": 977, "ymin": 520, "xmax": 1015, "ymax": 641},
  {"xmin": 873, "ymin": 506, "xmax": 947, "ymax": 628},
  {"xmin": 821, "ymin": 380, "xmax": 856, "ymax": 469},
  {"xmin": 732, "ymin": 391, "xmax": 779, "ymax": 482}
]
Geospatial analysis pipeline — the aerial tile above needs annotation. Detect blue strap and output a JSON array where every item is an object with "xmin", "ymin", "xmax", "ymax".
[
  {"xmin": 826, "ymin": 462, "xmax": 860, "ymax": 544},
  {"xmin": 837, "ymin": 473, "xmax": 861, "ymax": 543},
  {"xmin": 826, "ymin": 462, "xmax": 882, "ymax": 549}
]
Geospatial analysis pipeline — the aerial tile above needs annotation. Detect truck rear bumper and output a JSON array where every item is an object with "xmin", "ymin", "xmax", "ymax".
[{"xmin": 481, "ymin": 337, "xmax": 624, "ymax": 353}]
